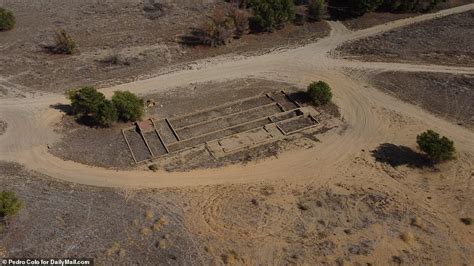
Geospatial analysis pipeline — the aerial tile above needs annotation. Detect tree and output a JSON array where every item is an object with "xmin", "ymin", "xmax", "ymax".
[
  {"xmin": 416, "ymin": 130, "xmax": 455, "ymax": 163},
  {"xmin": 0, "ymin": 7, "xmax": 15, "ymax": 31},
  {"xmin": 248, "ymin": 0, "xmax": 296, "ymax": 32},
  {"xmin": 95, "ymin": 100, "xmax": 118, "ymax": 127},
  {"xmin": 112, "ymin": 91, "xmax": 144, "ymax": 122},
  {"xmin": 67, "ymin": 86, "xmax": 106, "ymax": 117},
  {"xmin": 0, "ymin": 191, "xmax": 22, "ymax": 218},
  {"xmin": 307, "ymin": 81, "xmax": 332, "ymax": 106},
  {"xmin": 307, "ymin": 0, "xmax": 326, "ymax": 21}
]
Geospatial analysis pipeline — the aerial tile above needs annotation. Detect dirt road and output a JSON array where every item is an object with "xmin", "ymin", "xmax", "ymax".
[{"xmin": 0, "ymin": 3, "xmax": 473, "ymax": 189}]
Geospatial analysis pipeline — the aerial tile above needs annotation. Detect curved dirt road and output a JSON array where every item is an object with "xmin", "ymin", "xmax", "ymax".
[{"xmin": 0, "ymin": 4, "xmax": 473, "ymax": 188}]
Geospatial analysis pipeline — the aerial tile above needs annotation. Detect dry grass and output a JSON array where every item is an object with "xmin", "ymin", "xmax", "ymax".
[
  {"xmin": 106, "ymin": 242, "xmax": 121, "ymax": 256},
  {"xmin": 158, "ymin": 239, "xmax": 168, "ymax": 249},
  {"xmin": 141, "ymin": 227, "xmax": 152, "ymax": 236},
  {"xmin": 144, "ymin": 210, "xmax": 154, "ymax": 220},
  {"xmin": 400, "ymin": 232, "xmax": 415, "ymax": 244},
  {"xmin": 153, "ymin": 217, "xmax": 169, "ymax": 232},
  {"xmin": 410, "ymin": 217, "xmax": 424, "ymax": 229}
]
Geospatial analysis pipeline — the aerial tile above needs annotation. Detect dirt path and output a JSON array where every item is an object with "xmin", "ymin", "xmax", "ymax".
[{"xmin": 0, "ymin": 3, "xmax": 473, "ymax": 189}]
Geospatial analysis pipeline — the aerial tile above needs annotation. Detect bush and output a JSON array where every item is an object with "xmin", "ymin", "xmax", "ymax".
[
  {"xmin": 232, "ymin": 8, "xmax": 250, "ymax": 38},
  {"xmin": 416, "ymin": 130, "xmax": 455, "ymax": 163},
  {"xmin": 47, "ymin": 29, "xmax": 77, "ymax": 54},
  {"xmin": 192, "ymin": 7, "xmax": 236, "ymax": 46},
  {"xmin": 148, "ymin": 164, "xmax": 159, "ymax": 172},
  {"xmin": 67, "ymin": 86, "xmax": 106, "ymax": 117},
  {"xmin": 95, "ymin": 100, "xmax": 118, "ymax": 127},
  {"xmin": 0, "ymin": 191, "xmax": 22, "ymax": 218},
  {"xmin": 112, "ymin": 91, "xmax": 144, "ymax": 122},
  {"xmin": 307, "ymin": 0, "xmax": 326, "ymax": 21},
  {"xmin": 0, "ymin": 7, "xmax": 15, "ymax": 31},
  {"xmin": 307, "ymin": 81, "xmax": 332, "ymax": 106},
  {"xmin": 248, "ymin": 0, "xmax": 296, "ymax": 32}
]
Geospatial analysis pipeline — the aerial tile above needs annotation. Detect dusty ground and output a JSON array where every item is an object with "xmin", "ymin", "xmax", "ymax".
[
  {"xmin": 0, "ymin": 161, "xmax": 205, "ymax": 264},
  {"xmin": 337, "ymin": 11, "xmax": 474, "ymax": 66},
  {"xmin": 0, "ymin": 0, "xmax": 329, "ymax": 95},
  {"xmin": 340, "ymin": 0, "xmax": 472, "ymax": 30},
  {"xmin": 50, "ymin": 79, "xmax": 342, "ymax": 170},
  {"xmin": 364, "ymin": 71, "xmax": 474, "ymax": 129},
  {"xmin": 1, "ymin": 147, "xmax": 473, "ymax": 264},
  {"xmin": 0, "ymin": 120, "xmax": 6, "ymax": 136},
  {"xmin": 178, "ymin": 150, "xmax": 474, "ymax": 265},
  {"xmin": 1, "ymin": 3, "xmax": 473, "ymax": 264}
]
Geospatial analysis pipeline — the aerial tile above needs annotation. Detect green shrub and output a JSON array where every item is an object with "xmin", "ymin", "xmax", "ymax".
[
  {"xmin": 95, "ymin": 100, "xmax": 118, "ymax": 127},
  {"xmin": 0, "ymin": 191, "xmax": 22, "ymax": 218},
  {"xmin": 148, "ymin": 164, "xmax": 159, "ymax": 172},
  {"xmin": 192, "ymin": 7, "xmax": 236, "ymax": 47},
  {"xmin": 67, "ymin": 86, "xmax": 106, "ymax": 117},
  {"xmin": 307, "ymin": 0, "xmax": 326, "ymax": 21},
  {"xmin": 350, "ymin": 0, "xmax": 383, "ymax": 16},
  {"xmin": 416, "ymin": 130, "xmax": 455, "ymax": 163},
  {"xmin": 48, "ymin": 29, "xmax": 77, "ymax": 54},
  {"xmin": 0, "ymin": 8, "xmax": 15, "ymax": 31},
  {"xmin": 112, "ymin": 91, "xmax": 144, "ymax": 122},
  {"xmin": 307, "ymin": 81, "xmax": 332, "ymax": 106},
  {"xmin": 248, "ymin": 0, "xmax": 295, "ymax": 32}
]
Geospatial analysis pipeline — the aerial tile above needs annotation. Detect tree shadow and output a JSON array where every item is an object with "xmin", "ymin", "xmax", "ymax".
[
  {"xmin": 286, "ymin": 91, "xmax": 312, "ymax": 104},
  {"xmin": 326, "ymin": 0, "xmax": 360, "ymax": 21},
  {"xmin": 178, "ymin": 28, "xmax": 206, "ymax": 47},
  {"xmin": 49, "ymin": 103, "xmax": 98, "ymax": 127},
  {"xmin": 50, "ymin": 103, "xmax": 72, "ymax": 115},
  {"xmin": 371, "ymin": 143, "xmax": 432, "ymax": 168}
]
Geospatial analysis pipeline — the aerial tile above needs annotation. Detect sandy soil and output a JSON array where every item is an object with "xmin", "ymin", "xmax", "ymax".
[
  {"xmin": 366, "ymin": 71, "xmax": 474, "ymax": 129},
  {"xmin": 1, "ymin": 150, "xmax": 473, "ymax": 264},
  {"xmin": 49, "ymin": 117, "xmax": 133, "ymax": 169},
  {"xmin": 50, "ymin": 79, "xmax": 342, "ymax": 170},
  {"xmin": 337, "ymin": 11, "xmax": 474, "ymax": 66},
  {"xmin": 0, "ymin": 3, "xmax": 473, "ymax": 264},
  {"xmin": 0, "ymin": 0, "xmax": 329, "ymax": 94},
  {"xmin": 0, "ymin": 3, "xmax": 472, "ymax": 187}
]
